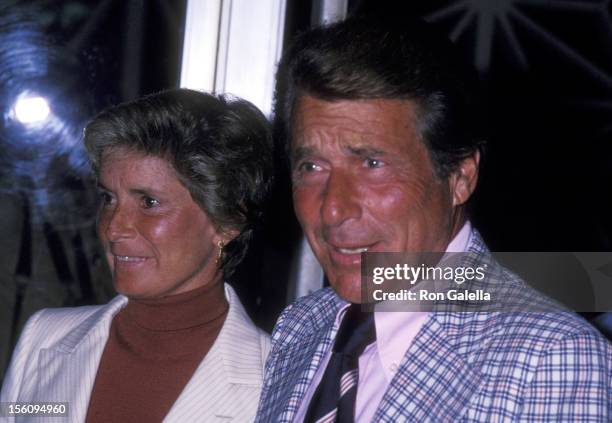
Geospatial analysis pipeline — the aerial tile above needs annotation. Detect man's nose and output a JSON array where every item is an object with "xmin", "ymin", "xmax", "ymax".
[
  {"xmin": 321, "ymin": 169, "xmax": 361, "ymax": 227},
  {"xmin": 102, "ymin": 205, "xmax": 137, "ymax": 241}
]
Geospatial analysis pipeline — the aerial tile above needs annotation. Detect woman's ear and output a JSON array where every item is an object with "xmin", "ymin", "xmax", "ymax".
[{"xmin": 450, "ymin": 150, "xmax": 480, "ymax": 207}]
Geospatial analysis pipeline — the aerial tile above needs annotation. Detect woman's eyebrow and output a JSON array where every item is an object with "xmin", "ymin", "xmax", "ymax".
[
  {"xmin": 129, "ymin": 187, "xmax": 165, "ymax": 197},
  {"xmin": 97, "ymin": 182, "xmax": 164, "ymax": 197},
  {"xmin": 97, "ymin": 182, "xmax": 110, "ymax": 191}
]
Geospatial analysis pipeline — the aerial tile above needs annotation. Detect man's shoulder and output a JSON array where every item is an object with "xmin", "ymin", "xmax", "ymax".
[
  {"xmin": 438, "ymin": 300, "xmax": 611, "ymax": 377},
  {"xmin": 444, "ymin": 230, "xmax": 611, "ymax": 362},
  {"xmin": 494, "ymin": 309, "xmax": 608, "ymax": 350},
  {"xmin": 464, "ymin": 229, "xmax": 606, "ymax": 338}
]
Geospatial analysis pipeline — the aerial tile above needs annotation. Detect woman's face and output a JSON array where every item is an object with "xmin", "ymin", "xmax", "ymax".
[{"xmin": 97, "ymin": 148, "xmax": 224, "ymax": 299}]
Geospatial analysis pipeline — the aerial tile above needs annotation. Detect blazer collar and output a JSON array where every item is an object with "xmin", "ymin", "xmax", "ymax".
[
  {"xmin": 273, "ymin": 287, "xmax": 346, "ymax": 347},
  {"xmin": 269, "ymin": 289, "xmax": 346, "ymax": 422},
  {"xmin": 216, "ymin": 283, "xmax": 266, "ymax": 385},
  {"xmin": 43, "ymin": 284, "xmax": 266, "ymax": 422},
  {"xmin": 371, "ymin": 231, "xmax": 504, "ymax": 421},
  {"xmin": 164, "ymin": 283, "xmax": 266, "ymax": 422},
  {"xmin": 54, "ymin": 294, "xmax": 127, "ymax": 353}
]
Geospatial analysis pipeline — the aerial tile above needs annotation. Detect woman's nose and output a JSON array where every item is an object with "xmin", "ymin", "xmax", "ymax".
[{"xmin": 101, "ymin": 205, "xmax": 137, "ymax": 242}]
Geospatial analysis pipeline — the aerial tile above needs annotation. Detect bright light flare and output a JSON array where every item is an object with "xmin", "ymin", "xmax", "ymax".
[{"xmin": 12, "ymin": 95, "xmax": 50, "ymax": 124}]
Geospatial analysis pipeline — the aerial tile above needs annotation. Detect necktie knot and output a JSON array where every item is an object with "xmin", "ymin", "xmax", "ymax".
[{"xmin": 333, "ymin": 304, "xmax": 376, "ymax": 356}]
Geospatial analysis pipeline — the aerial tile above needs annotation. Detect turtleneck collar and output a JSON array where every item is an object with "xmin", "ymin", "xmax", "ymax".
[{"xmin": 121, "ymin": 280, "xmax": 228, "ymax": 332}]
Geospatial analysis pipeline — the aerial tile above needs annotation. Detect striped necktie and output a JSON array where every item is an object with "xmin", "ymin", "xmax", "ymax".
[{"xmin": 304, "ymin": 304, "xmax": 376, "ymax": 423}]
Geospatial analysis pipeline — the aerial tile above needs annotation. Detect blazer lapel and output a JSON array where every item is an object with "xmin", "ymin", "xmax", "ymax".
[
  {"xmin": 372, "ymin": 229, "xmax": 501, "ymax": 421},
  {"xmin": 274, "ymin": 328, "xmax": 331, "ymax": 423},
  {"xmin": 164, "ymin": 284, "xmax": 267, "ymax": 422},
  {"xmin": 375, "ymin": 313, "xmax": 496, "ymax": 422},
  {"xmin": 265, "ymin": 291, "xmax": 346, "ymax": 423},
  {"xmin": 34, "ymin": 296, "xmax": 127, "ymax": 423}
]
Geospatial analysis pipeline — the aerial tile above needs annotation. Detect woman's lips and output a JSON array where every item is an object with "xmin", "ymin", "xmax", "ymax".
[
  {"xmin": 115, "ymin": 255, "xmax": 148, "ymax": 262},
  {"xmin": 112, "ymin": 254, "xmax": 150, "ymax": 268}
]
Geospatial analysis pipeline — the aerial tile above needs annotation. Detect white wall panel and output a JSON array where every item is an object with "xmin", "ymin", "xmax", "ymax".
[{"xmin": 180, "ymin": 0, "xmax": 286, "ymax": 118}]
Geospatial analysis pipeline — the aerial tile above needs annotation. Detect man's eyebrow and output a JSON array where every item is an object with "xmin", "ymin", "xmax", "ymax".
[
  {"xmin": 130, "ymin": 188, "xmax": 154, "ymax": 196},
  {"xmin": 344, "ymin": 145, "xmax": 385, "ymax": 157},
  {"xmin": 291, "ymin": 146, "xmax": 315, "ymax": 163}
]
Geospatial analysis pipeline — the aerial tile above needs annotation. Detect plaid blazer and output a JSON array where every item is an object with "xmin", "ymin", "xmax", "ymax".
[{"xmin": 255, "ymin": 231, "xmax": 612, "ymax": 422}]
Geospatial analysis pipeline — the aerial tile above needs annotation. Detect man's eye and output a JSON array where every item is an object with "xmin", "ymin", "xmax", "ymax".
[
  {"xmin": 298, "ymin": 162, "xmax": 319, "ymax": 172},
  {"xmin": 141, "ymin": 196, "xmax": 160, "ymax": 209},
  {"xmin": 365, "ymin": 158, "xmax": 382, "ymax": 168}
]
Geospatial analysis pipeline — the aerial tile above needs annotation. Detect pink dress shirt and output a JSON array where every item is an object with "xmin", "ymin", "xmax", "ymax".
[{"xmin": 294, "ymin": 222, "xmax": 473, "ymax": 422}]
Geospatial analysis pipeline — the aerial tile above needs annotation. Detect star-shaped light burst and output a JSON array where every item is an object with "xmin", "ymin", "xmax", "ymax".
[{"xmin": 425, "ymin": 0, "xmax": 612, "ymax": 90}]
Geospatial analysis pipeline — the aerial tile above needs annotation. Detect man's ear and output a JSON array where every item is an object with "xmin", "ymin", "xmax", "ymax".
[
  {"xmin": 450, "ymin": 150, "xmax": 480, "ymax": 206},
  {"xmin": 215, "ymin": 228, "xmax": 240, "ymax": 246}
]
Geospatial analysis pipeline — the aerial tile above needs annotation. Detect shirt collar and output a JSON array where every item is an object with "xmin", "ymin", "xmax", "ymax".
[{"xmin": 446, "ymin": 220, "xmax": 472, "ymax": 253}]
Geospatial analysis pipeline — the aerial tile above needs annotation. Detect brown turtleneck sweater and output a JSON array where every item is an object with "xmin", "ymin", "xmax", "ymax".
[{"xmin": 85, "ymin": 282, "xmax": 228, "ymax": 423}]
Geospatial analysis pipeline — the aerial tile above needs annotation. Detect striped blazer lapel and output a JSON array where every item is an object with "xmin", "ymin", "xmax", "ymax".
[
  {"xmin": 165, "ymin": 284, "xmax": 268, "ymax": 422},
  {"xmin": 34, "ymin": 296, "xmax": 127, "ymax": 423},
  {"xmin": 374, "ymin": 314, "xmax": 488, "ymax": 422}
]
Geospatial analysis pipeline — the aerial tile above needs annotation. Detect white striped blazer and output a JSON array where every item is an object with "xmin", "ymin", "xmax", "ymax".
[{"xmin": 1, "ymin": 284, "xmax": 270, "ymax": 423}]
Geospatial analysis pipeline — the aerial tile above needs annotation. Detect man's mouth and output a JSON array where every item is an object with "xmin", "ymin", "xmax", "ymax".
[
  {"xmin": 336, "ymin": 246, "xmax": 370, "ymax": 254},
  {"xmin": 327, "ymin": 243, "xmax": 376, "ymax": 267}
]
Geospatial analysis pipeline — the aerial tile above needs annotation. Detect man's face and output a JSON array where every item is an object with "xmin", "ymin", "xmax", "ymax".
[{"xmin": 291, "ymin": 96, "xmax": 475, "ymax": 303}]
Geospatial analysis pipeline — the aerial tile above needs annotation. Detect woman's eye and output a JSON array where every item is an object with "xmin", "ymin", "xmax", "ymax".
[
  {"xmin": 99, "ymin": 191, "xmax": 114, "ymax": 206},
  {"xmin": 142, "ymin": 196, "xmax": 160, "ymax": 209}
]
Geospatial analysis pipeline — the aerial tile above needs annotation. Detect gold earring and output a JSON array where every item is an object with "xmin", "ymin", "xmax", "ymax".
[{"xmin": 216, "ymin": 240, "xmax": 225, "ymax": 264}]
